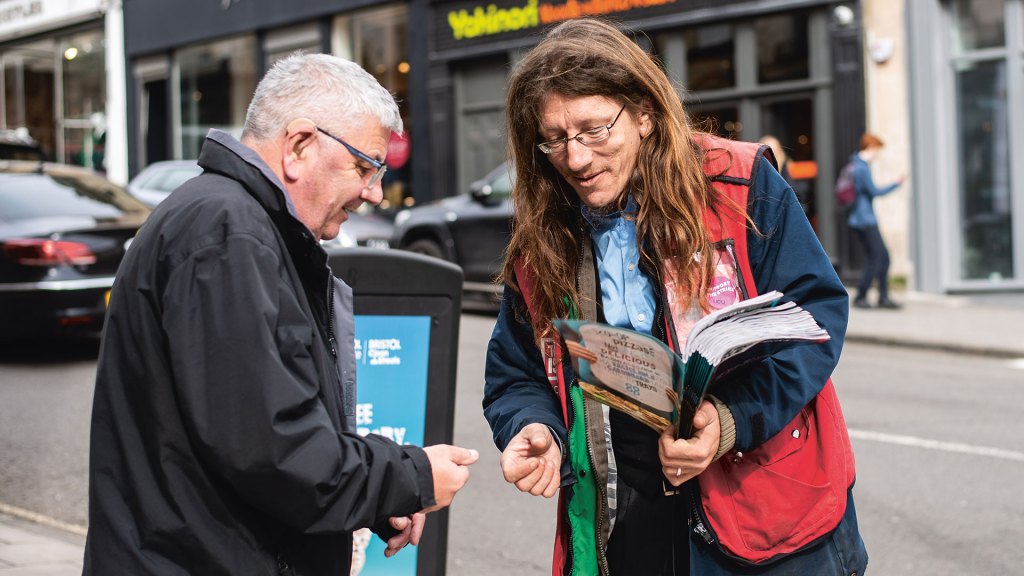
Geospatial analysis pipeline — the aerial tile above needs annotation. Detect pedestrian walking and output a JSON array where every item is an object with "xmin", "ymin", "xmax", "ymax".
[{"xmin": 847, "ymin": 132, "xmax": 905, "ymax": 309}]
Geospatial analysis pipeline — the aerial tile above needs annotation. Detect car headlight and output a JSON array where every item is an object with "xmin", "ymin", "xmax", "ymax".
[{"xmin": 394, "ymin": 209, "xmax": 411, "ymax": 227}]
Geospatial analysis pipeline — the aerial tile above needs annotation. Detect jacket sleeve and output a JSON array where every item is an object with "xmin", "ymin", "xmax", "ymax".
[
  {"xmin": 854, "ymin": 159, "xmax": 899, "ymax": 198},
  {"xmin": 161, "ymin": 233, "xmax": 434, "ymax": 534},
  {"xmin": 710, "ymin": 161, "xmax": 849, "ymax": 451},
  {"xmin": 483, "ymin": 285, "xmax": 568, "ymax": 454}
]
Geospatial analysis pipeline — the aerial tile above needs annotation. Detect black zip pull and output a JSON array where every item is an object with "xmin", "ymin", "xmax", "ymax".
[{"xmin": 327, "ymin": 277, "xmax": 337, "ymax": 357}]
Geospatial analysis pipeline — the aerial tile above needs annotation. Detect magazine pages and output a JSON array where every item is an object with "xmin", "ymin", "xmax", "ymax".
[{"xmin": 554, "ymin": 291, "xmax": 830, "ymax": 438}]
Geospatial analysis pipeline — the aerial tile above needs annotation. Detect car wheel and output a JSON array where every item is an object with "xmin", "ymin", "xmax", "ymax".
[{"xmin": 406, "ymin": 238, "xmax": 445, "ymax": 261}]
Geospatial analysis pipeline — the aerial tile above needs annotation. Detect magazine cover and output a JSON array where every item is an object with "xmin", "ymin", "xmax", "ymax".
[{"xmin": 555, "ymin": 320, "xmax": 681, "ymax": 431}]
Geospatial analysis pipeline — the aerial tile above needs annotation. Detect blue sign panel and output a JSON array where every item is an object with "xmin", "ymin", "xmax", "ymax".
[{"xmin": 352, "ymin": 314, "xmax": 432, "ymax": 576}]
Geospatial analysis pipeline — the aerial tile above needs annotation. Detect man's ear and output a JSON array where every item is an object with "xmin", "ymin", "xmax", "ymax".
[
  {"xmin": 282, "ymin": 119, "xmax": 317, "ymax": 181},
  {"xmin": 639, "ymin": 114, "xmax": 652, "ymax": 139},
  {"xmin": 637, "ymin": 101, "xmax": 653, "ymax": 139}
]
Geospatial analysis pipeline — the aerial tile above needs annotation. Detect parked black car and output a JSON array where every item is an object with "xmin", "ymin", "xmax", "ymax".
[
  {"xmin": 0, "ymin": 161, "xmax": 150, "ymax": 338},
  {"xmin": 391, "ymin": 163, "xmax": 513, "ymax": 308}
]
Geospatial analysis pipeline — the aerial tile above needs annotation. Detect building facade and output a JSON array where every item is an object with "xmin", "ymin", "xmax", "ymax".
[
  {"xmin": 0, "ymin": 0, "xmax": 127, "ymax": 183},
  {"xmin": 122, "ymin": 0, "xmax": 421, "ymax": 212},
  {"xmin": 907, "ymin": 0, "xmax": 1024, "ymax": 293},
  {"xmin": 427, "ymin": 0, "xmax": 869, "ymax": 266},
  {"xmin": 115, "ymin": 0, "xmax": 1021, "ymax": 295}
]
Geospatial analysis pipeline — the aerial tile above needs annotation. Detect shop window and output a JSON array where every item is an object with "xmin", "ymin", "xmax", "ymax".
[
  {"xmin": 689, "ymin": 105, "xmax": 740, "ymax": 140},
  {"xmin": 337, "ymin": 6, "xmax": 411, "ymax": 210},
  {"xmin": 755, "ymin": 12, "xmax": 810, "ymax": 84},
  {"xmin": 954, "ymin": 60, "xmax": 1013, "ymax": 280},
  {"xmin": 953, "ymin": 0, "xmax": 1005, "ymax": 51},
  {"xmin": 685, "ymin": 24, "xmax": 734, "ymax": 91},
  {"xmin": 1, "ymin": 41, "xmax": 56, "ymax": 160},
  {"xmin": 177, "ymin": 36, "xmax": 257, "ymax": 160},
  {"xmin": 60, "ymin": 30, "xmax": 106, "ymax": 169},
  {"xmin": 265, "ymin": 24, "xmax": 322, "ymax": 70},
  {"xmin": 761, "ymin": 98, "xmax": 816, "ymax": 229}
]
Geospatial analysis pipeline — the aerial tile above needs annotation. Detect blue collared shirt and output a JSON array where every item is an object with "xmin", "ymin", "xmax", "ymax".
[{"xmin": 582, "ymin": 196, "xmax": 656, "ymax": 334}]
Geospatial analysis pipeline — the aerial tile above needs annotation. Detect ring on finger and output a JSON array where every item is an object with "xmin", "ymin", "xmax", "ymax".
[{"xmin": 675, "ymin": 466, "xmax": 682, "ymax": 478}]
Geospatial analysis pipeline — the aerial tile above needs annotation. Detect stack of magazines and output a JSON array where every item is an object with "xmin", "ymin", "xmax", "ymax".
[{"xmin": 555, "ymin": 290, "xmax": 829, "ymax": 438}]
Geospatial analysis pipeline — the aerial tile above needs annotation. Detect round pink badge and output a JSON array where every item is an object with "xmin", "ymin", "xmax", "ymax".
[{"xmin": 708, "ymin": 276, "xmax": 737, "ymax": 309}]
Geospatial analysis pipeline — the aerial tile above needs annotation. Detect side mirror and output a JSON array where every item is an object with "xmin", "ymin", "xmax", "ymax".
[{"xmin": 470, "ymin": 180, "xmax": 500, "ymax": 206}]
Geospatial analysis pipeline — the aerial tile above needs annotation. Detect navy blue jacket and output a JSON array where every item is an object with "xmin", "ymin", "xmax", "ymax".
[
  {"xmin": 484, "ymin": 161, "xmax": 867, "ymax": 574},
  {"xmin": 847, "ymin": 153, "xmax": 900, "ymax": 229}
]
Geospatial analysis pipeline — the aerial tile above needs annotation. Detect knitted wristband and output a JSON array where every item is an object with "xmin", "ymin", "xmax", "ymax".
[{"xmin": 708, "ymin": 395, "xmax": 737, "ymax": 461}]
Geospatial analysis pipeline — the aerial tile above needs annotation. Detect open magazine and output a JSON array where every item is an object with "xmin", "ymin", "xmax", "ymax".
[{"xmin": 554, "ymin": 291, "xmax": 829, "ymax": 439}]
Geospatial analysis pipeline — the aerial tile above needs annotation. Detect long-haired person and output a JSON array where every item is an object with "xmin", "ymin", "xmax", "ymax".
[{"xmin": 483, "ymin": 19, "xmax": 867, "ymax": 575}]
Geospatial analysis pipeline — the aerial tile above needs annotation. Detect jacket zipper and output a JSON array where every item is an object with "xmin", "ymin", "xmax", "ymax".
[{"xmin": 326, "ymin": 278, "xmax": 337, "ymax": 358}]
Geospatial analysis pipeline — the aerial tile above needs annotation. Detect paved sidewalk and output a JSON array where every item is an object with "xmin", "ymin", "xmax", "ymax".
[
  {"xmin": 1, "ymin": 288, "xmax": 1021, "ymax": 571},
  {"xmin": 0, "ymin": 510, "xmax": 84, "ymax": 576},
  {"xmin": 846, "ymin": 289, "xmax": 1024, "ymax": 358}
]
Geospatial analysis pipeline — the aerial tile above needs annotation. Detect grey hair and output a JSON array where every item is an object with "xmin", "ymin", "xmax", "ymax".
[{"xmin": 242, "ymin": 52, "xmax": 402, "ymax": 142}]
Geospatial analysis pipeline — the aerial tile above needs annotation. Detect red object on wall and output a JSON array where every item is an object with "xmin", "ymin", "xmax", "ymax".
[{"xmin": 387, "ymin": 131, "xmax": 411, "ymax": 170}]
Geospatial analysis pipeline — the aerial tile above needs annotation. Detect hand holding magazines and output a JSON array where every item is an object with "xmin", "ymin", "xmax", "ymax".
[{"xmin": 554, "ymin": 291, "xmax": 829, "ymax": 439}]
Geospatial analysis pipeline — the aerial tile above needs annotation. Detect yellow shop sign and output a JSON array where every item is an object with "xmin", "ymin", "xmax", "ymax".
[
  {"xmin": 446, "ymin": 0, "xmax": 677, "ymax": 42},
  {"xmin": 448, "ymin": 0, "xmax": 540, "ymax": 41}
]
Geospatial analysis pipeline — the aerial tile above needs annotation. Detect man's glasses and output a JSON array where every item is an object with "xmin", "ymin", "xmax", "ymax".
[
  {"xmin": 316, "ymin": 126, "xmax": 387, "ymax": 188},
  {"xmin": 537, "ymin": 104, "xmax": 627, "ymax": 154}
]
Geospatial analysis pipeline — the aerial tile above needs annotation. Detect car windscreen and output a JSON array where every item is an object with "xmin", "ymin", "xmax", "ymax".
[
  {"xmin": 0, "ymin": 173, "xmax": 144, "ymax": 221},
  {"xmin": 151, "ymin": 167, "xmax": 202, "ymax": 192}
]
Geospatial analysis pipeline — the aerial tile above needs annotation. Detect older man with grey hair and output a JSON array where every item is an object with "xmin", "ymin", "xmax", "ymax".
[{"xmin": 84, "ymin": 52, "xmax": 478, "ymax": 575}]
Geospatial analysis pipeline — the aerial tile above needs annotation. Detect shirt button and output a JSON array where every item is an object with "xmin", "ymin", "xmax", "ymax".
[
  {"xmin": 637, "ymin": 313, "xmax": 646, "ymax": 322},
  {"xmin": 627, "ymin": 263, "xmax": 635, "ymax": 271}
]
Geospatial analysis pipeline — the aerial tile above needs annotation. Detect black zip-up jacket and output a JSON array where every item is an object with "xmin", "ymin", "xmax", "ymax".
[{"xmin": 85, "ymin": 131, "xmax": 434, "ymax": 575}]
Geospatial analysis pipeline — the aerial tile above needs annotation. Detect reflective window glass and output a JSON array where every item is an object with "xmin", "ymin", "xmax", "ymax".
[
  {"xmin": 350, "ymin": 6, "xmax": 410, "ymax": 210},
  {"xmin": 760, "ymin": 98, "xmax": 816, "ymax": 228},
  {"xmin": 953, "ymin": 0, "xmax": 1005, "ymax": 51},
  {"xmin": 2, "ymin": 40, "xmax": 56, "ymax": 159},
  {"xmin": 685, "ymin": 24, "xmax": 734, "ymax": 91},
  {"xmin": 690, "ymin": 106, "xmax": 740, "ymax": 140},
  {"xmin": 0, "ymin": 172, "xmax": 142, "ymax": 220},
  {"xmin": 177, "ymin": 36, "xmax": 257, "ymax": 160},
  {"xmin": 955, "ymin": 60, "xmax": 1013, "ymax": 280},
  {"xmin": 756, "ymin": 12, "xmax": 810, "ymax": 83}
]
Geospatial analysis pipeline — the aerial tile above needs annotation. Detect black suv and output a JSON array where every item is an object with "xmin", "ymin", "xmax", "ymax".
[{"xmin": 391, "ymin": 163, "xmax": 513, "ymax": 309}]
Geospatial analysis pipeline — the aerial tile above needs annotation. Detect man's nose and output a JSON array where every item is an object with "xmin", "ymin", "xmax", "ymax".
[
  {"xmin": 564, "ymin": 138, "xmax": 592, "ymax": 172},
  {"xmin": 361, "ymin": 181, "xmax": 384, "ymax": 205}
]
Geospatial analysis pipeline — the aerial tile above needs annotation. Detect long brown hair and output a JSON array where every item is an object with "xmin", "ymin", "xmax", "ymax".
[{"xmin": 501, "ymin": 18, "xmax": 716, "ymax": 338}]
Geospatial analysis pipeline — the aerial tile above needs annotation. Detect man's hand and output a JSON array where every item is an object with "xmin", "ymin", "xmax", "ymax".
[
  {"xmin": 659, "ymin": 400, "xmax": 720, "ymax": 487},
  {"xmin": 499, "ymin": 423, "xmax": 561, "ymax": 498},
  {"xmin": 383, "ymin": 513, "xmax": 425, "ymax": 558},
  {"xmin": 421, "ymin": 444, "xmax": 479, "ymax": 513}
]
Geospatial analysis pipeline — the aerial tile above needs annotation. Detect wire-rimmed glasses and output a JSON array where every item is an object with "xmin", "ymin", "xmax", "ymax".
[
  {"xmin": 536, "ymin": 104, "xmax": 627, "ymax": 154},
  {"xmin": 316, "ymin": 126, "xmax": 387, "ymax": 188}
]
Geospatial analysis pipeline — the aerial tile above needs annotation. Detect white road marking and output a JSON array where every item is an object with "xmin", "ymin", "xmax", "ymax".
[
  {"xmin": 0, "ymin": 501, "xmax": 87, "ymax": 536},
  {"xmin": 1007, "ymin": 358, "xmax": 1024, "ymax": 370},
  {"xmin": 848, "ymin": 429, "xmax": 1024, "ymax": 463}
]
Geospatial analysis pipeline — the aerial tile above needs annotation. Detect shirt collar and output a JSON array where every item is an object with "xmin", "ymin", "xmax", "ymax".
[{"xmin": 580, "ymin": 194, "xmax": 638, "ymax": 232}]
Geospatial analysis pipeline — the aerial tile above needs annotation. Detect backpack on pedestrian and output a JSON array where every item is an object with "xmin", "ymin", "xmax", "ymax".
[{"xmin": 834, "ymin": 161, "xmax": 856, "ymax": 208}]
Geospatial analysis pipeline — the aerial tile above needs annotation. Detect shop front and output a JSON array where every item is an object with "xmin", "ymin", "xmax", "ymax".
[
  {"xmin": 427, "ymin": 0, "xmax": 868, "ymax": 266},
  {"xmin": 0, "ymin": 0, "xmax": 121, "ymax": 179},
  {"xmin": 123, "ymin": 0, "xmax": 421, "ymax": 211},
  {"xmin": 908, "ymin": 0, "xmax": 1024, "ymax": 292}
]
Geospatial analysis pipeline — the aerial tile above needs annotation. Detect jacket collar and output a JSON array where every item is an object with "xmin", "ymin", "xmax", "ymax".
[{"xmin": 199, "ymin": 129, "xmax": 301, "ymax": 222}]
